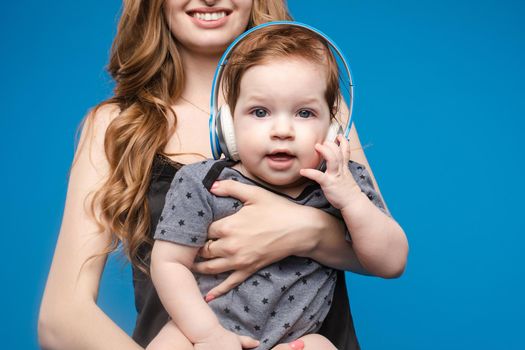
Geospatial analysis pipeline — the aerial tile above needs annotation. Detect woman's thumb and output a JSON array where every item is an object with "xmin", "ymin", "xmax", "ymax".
[{"xmin": 239, "ymin": 335, "xmax": 260, "ymax": 349}]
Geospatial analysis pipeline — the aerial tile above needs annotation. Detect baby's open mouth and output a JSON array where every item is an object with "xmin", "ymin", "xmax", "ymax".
[{"xmin": 267, "ymin": 152, "xmax": 295, "ymax": 161}]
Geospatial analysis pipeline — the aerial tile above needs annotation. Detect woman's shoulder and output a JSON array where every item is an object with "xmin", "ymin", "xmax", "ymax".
[
  {"xmin": 72, "ymin": 103, "xmax": 121, "ymax": 173},
  {"xmin": 84, "ymin": 103, "xmax": 121, "ymax": 134},
  {"xmin": 77, "ymin": 103, "xmax": 120, "ymax": 150}
]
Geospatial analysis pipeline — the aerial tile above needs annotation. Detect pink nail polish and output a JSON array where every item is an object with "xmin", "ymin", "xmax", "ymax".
[
  {"xmin": 289, "ymin": 339, "xmax": 304, "ymax": 350},
  {"xmin": 205, "ymin": 294, "xmax": 215, "ymax": 302}
]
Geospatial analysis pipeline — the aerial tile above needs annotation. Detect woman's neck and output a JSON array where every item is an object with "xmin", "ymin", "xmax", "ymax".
[{"xmin": 179, "ymin": 47, "xmax": 223, "ymax": 108}]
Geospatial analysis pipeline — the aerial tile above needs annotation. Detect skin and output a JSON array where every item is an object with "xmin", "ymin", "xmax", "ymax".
[
  {"xmin": 149, "ymin": 57, "xmax": 343, "ymax": 350},
  {"xmin": 149, "ymin": 56, "xmax": 408, "ymax": 349},
  {"xmin": 232, "ymin": 58, "xmax": 332, "ymax": 196},
  {"xmin": 38, "ymin": 0, "xmax": 407, "ymax": 349}
]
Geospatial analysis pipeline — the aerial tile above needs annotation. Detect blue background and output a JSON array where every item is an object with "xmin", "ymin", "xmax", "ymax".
[{"xmin": 1, "ymin": 1, "xmax": 523, "ymax": 349}]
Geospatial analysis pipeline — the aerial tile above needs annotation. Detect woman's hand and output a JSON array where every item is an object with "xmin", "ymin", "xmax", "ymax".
[{"xmin": 192, "ymin": 180, "xmax": 323, "ymax": 299}]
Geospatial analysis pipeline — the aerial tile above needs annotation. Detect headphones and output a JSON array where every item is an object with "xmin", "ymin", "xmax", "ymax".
[{"xmin": 209, "ymin": 21, "xmax": 354, "ymax": 164}]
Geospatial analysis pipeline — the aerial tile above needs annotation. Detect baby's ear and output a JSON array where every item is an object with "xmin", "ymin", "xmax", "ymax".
[{"xmin": 330, "ymin": 105, "xmax": 341, "ymax": 121}]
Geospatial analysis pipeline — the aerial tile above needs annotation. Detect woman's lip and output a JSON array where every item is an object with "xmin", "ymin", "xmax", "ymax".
[
  {"xmin": 186, "ymin": 7, "xmax": 232, "ymax": 14},
  {"xmin": 187, "ymin": 8, "xmax": 231, "ymax": 29}
]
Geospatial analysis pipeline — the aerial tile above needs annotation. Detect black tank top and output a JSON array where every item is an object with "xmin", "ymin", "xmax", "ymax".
[{"xmin": 131, "ymin": 154, "xmax": 360, "ymax": 349}]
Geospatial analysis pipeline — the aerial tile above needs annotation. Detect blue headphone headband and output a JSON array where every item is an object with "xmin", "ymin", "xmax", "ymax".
[{"xmin": 209, "ymin": 21, "xmax": 354, "ymax": 160}]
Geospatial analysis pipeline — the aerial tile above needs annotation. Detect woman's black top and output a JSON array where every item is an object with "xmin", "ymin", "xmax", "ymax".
[{"xmin": 131, "ymin": 154, "xmax": 360, "ymax": 349}]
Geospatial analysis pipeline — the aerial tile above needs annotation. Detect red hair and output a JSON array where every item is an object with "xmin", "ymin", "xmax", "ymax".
[{"xmin": 223, "ymin": 24, "xmax": 341, "ymax": 118}]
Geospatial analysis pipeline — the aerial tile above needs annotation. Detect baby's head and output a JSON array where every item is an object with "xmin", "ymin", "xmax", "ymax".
[
  {"xmin": 222, "ymin": 25, "xmax": 342, "ymax": 191},
  {"xmin": 223, "ymin": 25, "xmax": 341, "ymax": 119}
]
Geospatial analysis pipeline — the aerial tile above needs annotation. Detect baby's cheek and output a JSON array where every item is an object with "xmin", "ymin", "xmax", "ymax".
[{"xmin": 302, "ymin": 152, "xmax": 322, "ymax": 169}]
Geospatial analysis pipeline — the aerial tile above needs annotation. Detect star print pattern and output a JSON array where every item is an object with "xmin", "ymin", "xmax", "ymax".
[{"xmin": 152, "ymin": 159, "xmax": 389, "ymax": 350}]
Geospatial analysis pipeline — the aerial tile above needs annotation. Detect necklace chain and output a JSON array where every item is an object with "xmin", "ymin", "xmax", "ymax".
[{"xmin": 180, "ymin": 96, "xmax": 210, "ymax": 116}]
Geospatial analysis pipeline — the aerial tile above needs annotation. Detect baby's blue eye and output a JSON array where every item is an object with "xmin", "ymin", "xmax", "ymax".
[
  {"xmin": 253, "ymin": 108, "xmax": 268, "ymax": 118},
  {"xmin": 298, "ymin": 110, "xmax": 313, "ymax": 118}
]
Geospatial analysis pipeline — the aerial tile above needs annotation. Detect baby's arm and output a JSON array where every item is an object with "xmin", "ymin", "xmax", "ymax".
[
  {"xmin": 146, "ymin": 319, "xmax": 193, "ymax": 350},
  {"xmin": 300, "ymin": 135, "xmax": 409, "ymax": 278},
  {"xmin": 151, "ymin": 240, "xmax": 259, "ymax": 350}
]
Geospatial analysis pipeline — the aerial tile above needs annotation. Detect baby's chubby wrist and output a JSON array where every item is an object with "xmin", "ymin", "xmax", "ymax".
[
  {"xmin": 192, "ymin": 321, "xmax": 226, "ymax": 343},
  {"xmin": 321, "ymin": 176, "xmax": 363, "ymax": 211},
  {"xmin": 193, "ymin": 322, "xmax": 241, "ymax": 346},
  {"xmin": 339, "ymin": 189, "xmax": 370, "ymax": 217}
]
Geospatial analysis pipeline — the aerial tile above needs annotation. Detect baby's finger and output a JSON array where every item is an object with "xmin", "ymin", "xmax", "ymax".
[
  {"xmin": 206, "ymin": 270, "xmax": 251, "ymax": 299},
  {"xmin": 239, "ymin": 335, "xmax": 260, "ymax": 349},
  {"xmin": 300, "ymin": 168, "xmax": 324, "ymax": 184},
  {"xmin": 337, "ymin": 135, "xmax": 351, "ymax": 164},
  {"xmin": 324, "ymin": 140, "xmax": 343, "ymax": 166},
  {"xmin": 315, "ymin": 143, "xmax": 337, "ymax": 172}
]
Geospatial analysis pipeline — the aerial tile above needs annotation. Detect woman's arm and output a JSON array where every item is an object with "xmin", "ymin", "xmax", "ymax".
[
  {"xmin": 192, "ymin": 124, "xmax": 401, "ymax": 298},
  {"xmin": 38, "ymin": 105, "xmax": 143, "ymax": 350}
]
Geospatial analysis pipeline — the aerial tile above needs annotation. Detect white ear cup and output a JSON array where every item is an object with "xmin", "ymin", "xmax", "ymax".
[
  {"xmin": 218, "ymin": 105, "xmax": 240, "ymax": 161},
  {"xmin": 317, "ymin": 119, "xmax": 344, "ymax": 171},
  {"xmin": 326, "ymin": 119, "xmax": 344, "ymax": 143},
  {"xmin": 210, "ymin": 21, "xmax": 354, "ymax": 160}
]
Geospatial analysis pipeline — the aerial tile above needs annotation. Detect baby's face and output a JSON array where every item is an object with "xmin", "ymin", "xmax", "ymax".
[{"xmin": 233, "ymin": 58, "xmax": 331, "ymax": 189}]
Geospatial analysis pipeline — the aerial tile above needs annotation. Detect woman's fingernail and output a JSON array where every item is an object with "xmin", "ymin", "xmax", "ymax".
[
  {"xmin": 289, "ymin": 339, "xmax": 304, "ymax": 350},
  {"xmin": 205, "ymin": 294, "xmax": 215, "ymax": 302},
  {"xmin": 211, "ymin": 181, "xmax": 219, "ymax": 190}
]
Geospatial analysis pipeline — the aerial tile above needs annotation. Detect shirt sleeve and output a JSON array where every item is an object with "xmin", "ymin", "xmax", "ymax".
[
  {"xmin": 349, "ymin": 161, "xmax": 389, "ymax": 215},
  {"xmin": 345, "ymin": 161, "xmax": 391, "ymax": 242},
  {"xmin": 153, "ymin": 165, "xmax": 213, "ymax": 247}
]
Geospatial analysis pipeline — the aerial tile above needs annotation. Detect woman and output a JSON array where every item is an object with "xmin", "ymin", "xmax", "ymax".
[{"xmin": 38, "ymin": 1, "xmax": 408, "ymax": 349}]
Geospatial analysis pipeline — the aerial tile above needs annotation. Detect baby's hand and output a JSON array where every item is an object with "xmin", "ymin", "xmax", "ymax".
[
  {"xmin": 194, "ymin": 324, "xmax": 259, "ymax": 350},
  {"xmin": 300, "ymin": 135, "xmax": 362, "ymax": 211}
]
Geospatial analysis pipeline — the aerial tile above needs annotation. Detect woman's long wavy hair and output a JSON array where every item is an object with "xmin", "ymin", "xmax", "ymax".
[{"xmin": 82, "ymin": 0, "xmax": 292, "ymax": 274}]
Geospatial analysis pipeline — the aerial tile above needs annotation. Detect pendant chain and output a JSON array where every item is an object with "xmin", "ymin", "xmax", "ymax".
[{"xmin": 180, "ymin": 96, "xmax": 210, "ymax": 116}]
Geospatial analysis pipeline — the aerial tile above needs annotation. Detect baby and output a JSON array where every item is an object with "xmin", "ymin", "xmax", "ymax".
[{"xmin": 150, "ymin": 25, "xmax": 389, "ymax": 350}]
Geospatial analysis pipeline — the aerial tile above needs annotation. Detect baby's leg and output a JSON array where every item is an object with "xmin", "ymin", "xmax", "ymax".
[
  {"xmin": 146, "ymin": 320, "xmax": 193, "ymax": 350},
  {"xmin": 271, "ymin": 334, "xmax": 337, "ymax": 350}
]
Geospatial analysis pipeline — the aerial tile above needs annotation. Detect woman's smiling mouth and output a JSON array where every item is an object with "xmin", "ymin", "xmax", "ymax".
[{"xmin": 187, "ymin": 8, "xmax": 232, "ymax": 22}]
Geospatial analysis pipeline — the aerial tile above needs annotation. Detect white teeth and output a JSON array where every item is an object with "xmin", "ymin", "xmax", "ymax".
[{"xmin": 192, "ymin": 11, "xmax": 226, "ymax": 21}]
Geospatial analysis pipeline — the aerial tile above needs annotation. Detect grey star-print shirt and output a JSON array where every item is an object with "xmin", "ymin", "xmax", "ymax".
[{"xmin": 154, "ymin": 159, "xmax": 388, "ymax": 349}]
